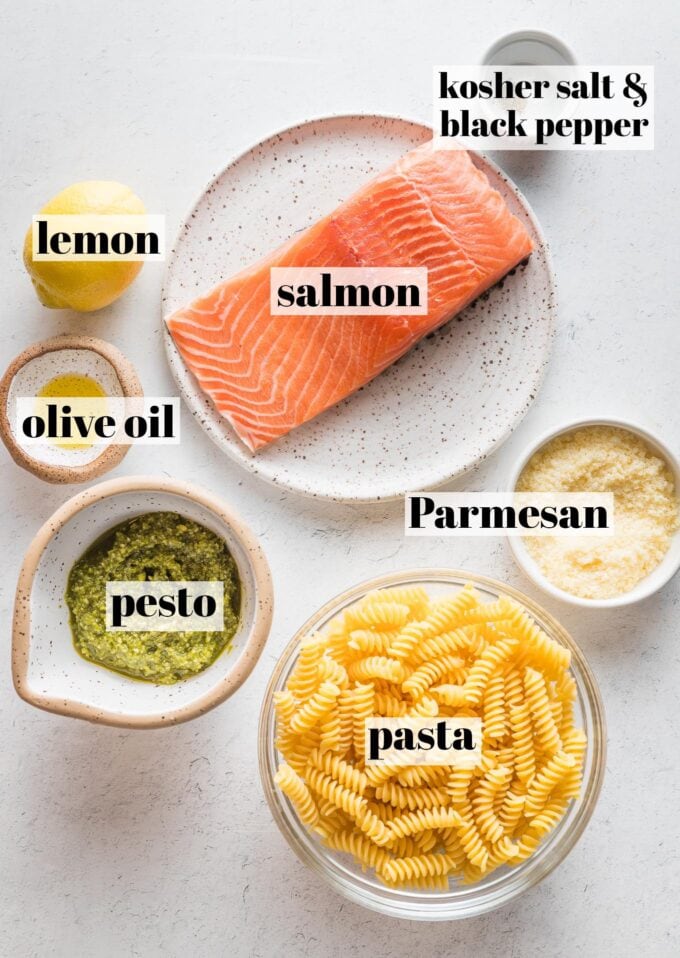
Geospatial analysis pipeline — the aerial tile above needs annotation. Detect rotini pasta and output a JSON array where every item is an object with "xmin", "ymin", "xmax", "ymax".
[
  {"xmin": 509, "ymin": 700, "xmax": 536, "ymax": 785},
  {"xmin": 385, "ymin": 807, "xmax": 461, "ymax": 843},
  {"xmin": 396, "ymin": 766, "xmax": 449, "ymax": 788},
  {"xmin": 374, "ymin": 691, "xmax": 409, "ymax": 717},
  {"xmin": 374, "ymin": 781, "xmax": 450, "ymax": 811},
  {"xmin": 401, "ymin": 654, "xmax": 466, "ymax": 699},
  {"xmin": 324, "ymin": 829, "xmax": 391, "ymax": 873},
  {"xmin": 446, "ymin": 765, "xmax": 476, "ymax": 807},
  {"xmin": 380, "ymin": 852, "xmax": 455, "ymax": 885},
  {"xmin": 352, "ymin": 683, "xmax": 374, "ymax": 759},
  {"xmin": 347, "ymin": 656, "xmax": 405, "ymax": 684},
  {"xmin": 348, "ymin": 630, "xmax": 396, "ymax": 655},
  {"xmin": 273, "ymin": 583, "xmax": 586, "ymax": 890},
  {"xmin": 287, "ymin": 636, "xmax": 326, "ymax": 700},
  {"xmin": 290, "ymin": 681, "xmax": 340, "ymax": 734},
  {"xmin": 274, "ymin": 764, "xmax": 320, "ymax": 829},
  {"xmin": 307, "ymin": 748, "xmax": 369, "ymax": 795},
  {"xmin": 471, "ymin": 766, "xmax": 511, "ymax": 843},
  {"xmin": 345, "ymin": 600, "xmax": 411, "ymax": 631},
  {"xmin": 482, "ymin": 673, "xmax": 506, "ymax": 742},
  {"xmin": 524, "ymin": 667, "xmax": 562, "ymax": 755},
  {"xmin": 305, "ymin": 767, "xmax": 367, "ymax": 819}
]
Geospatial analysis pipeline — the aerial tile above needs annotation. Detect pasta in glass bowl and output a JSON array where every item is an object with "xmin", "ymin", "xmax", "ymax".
[{"xmin": 258, "ymin": 570, "xmax": 605, "ymax": 920}]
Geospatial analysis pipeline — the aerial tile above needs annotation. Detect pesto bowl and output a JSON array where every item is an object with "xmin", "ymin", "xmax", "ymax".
[{"xmin": 12, "ymin": 476, "xmax": 273, "ymax": 728}]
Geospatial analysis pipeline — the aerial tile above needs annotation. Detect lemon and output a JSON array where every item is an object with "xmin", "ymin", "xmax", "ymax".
[{"xmin": 23, "ymin": 181, "xmax": 146, "ymax": 312}]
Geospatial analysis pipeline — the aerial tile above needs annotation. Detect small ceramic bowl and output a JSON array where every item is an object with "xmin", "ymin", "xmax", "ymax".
[
  {"xmin": 0, "ymin": 335, "xmax": 143, "ymax": 483},
  {"xmin": 508, "ymin": 417, "xmax": 680, "ymax": 608},
  {"xmin": 482, "ymin": 30, "xmax": 576, "ymax": 68},
  {"xmin": 13, "ymin": 476, "xmax": 274, "ymax": 728}
]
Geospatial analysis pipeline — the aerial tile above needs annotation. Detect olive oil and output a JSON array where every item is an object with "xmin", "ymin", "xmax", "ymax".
[{"xmin": 37, "ymin": 373, "xmax": 106, "ymax": 449}]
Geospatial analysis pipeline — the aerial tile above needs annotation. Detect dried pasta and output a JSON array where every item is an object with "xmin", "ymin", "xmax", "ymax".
[{"xmin": 273, "ymin": 583, "xmax": 586, "ymax": 890}]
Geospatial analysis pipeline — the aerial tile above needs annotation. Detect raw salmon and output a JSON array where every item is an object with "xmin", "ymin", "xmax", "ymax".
[{"xmin": 166, "ymin": 142, "xmax": 533, "ymax": 451}]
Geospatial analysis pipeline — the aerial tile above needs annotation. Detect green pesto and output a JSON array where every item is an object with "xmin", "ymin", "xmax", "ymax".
[{"xmin": 65, "ymin": 511, "xmax": 241, "ymax": 684}]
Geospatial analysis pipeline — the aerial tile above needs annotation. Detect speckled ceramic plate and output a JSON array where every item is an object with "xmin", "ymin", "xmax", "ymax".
[{"xmin": 162, "ymin": 114, "xmax": 556, "ymax": 501}]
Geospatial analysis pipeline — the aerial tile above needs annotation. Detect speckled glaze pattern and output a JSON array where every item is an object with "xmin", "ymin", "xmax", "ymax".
[
  {"xmin": 12, "ymin": 476, "xmax": 274, "ymax": 728},
  {"xmin": 162, "ymin": 114, "xmax": 557, "ymax": 502},
  {"xmin": 0, "ymin": 336, "xmax": 143, "ymax": 484}
]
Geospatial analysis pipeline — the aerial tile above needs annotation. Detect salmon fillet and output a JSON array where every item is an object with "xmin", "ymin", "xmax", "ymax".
[{"xmin": 166, "ymin": 142, "xmax": 534, "ymax": 451}]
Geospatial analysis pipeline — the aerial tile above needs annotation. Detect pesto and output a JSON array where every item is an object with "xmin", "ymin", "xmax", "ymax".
[{"xmin": 65, "ymin": 511, "xmax": 241, "ymax": 684}]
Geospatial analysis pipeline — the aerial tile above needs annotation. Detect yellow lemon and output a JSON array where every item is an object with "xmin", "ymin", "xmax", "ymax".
[{"xmin": 23, "ymin": 181, "xmax": 146, "ymax": 312}]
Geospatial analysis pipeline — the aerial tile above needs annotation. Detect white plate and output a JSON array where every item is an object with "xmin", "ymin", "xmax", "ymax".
[{"xmin": 162, "ymin": 114, "xmax": 556, "ymax": 502}]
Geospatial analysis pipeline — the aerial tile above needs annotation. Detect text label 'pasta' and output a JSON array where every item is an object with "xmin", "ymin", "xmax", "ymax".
[{"xmin": 364, "ymin": 717, "xmax": 482, "ymax": 766}]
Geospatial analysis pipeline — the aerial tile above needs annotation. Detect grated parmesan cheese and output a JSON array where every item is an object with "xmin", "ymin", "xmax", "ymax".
[{"xmin": 516, "ymin": 425, "xmax": 679, "ymax": 599}]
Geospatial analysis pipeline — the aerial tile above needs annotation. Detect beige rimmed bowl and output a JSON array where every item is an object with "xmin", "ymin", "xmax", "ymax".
[
  {"xmin": 13, "ymin": 476, "xmax": 274, "ymax": 728},
  {"xmin": 0, "ymin": 335, "xmax": 143, "ymax": 483}
]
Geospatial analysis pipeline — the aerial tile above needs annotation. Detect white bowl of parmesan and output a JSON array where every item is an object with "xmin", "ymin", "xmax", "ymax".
[{"xmin": 509, "ymin": 417, "xmax": 680, "ymax": 608}]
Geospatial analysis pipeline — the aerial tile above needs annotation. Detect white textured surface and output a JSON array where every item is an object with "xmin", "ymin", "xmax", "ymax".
[{"xmin": 1, "ymin": 2, "xmax": 679, "ymax": 956}]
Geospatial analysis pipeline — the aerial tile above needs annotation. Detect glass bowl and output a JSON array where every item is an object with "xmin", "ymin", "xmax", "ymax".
[{"xmin": 258, "ymin": 569, "xmax": 606, "ymax": 920}]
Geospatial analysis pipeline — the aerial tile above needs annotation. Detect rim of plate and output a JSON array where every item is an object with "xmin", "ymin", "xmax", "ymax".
[{"xmin": 162, "ymin": 112, "xmax": 557, "ymax": 503}]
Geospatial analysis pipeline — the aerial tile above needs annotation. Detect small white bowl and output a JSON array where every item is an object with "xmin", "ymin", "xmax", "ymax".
[
  {"xmin": 0, "ymin": 336, "xmax": 143, "ymax": 484},
  {"xmin": 12, "ymin": 476, "xmax": 274, "ymax": 727},
  {"xmin": 508, "ymin": 417, "xmax": 680, "ymax": 608},
  {"xmin": 482, "ymin": 30, "xmax": 576, "ymax": 68}
]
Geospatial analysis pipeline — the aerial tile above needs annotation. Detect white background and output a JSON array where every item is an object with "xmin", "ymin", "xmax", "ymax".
[{"xmin": 1, "ymin": 1, "xmax": 679, "ymax": 956}]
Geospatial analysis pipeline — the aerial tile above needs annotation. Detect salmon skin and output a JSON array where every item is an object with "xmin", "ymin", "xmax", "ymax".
[{"xmin": 166, "ymin": 142, "xmax": 534, "ymax": 451}]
